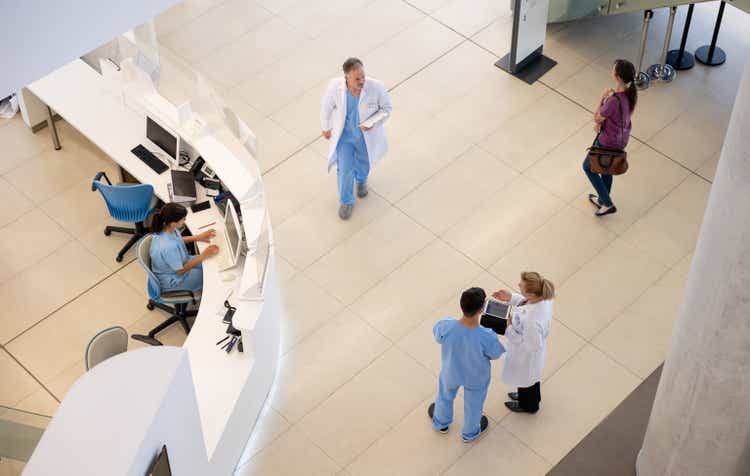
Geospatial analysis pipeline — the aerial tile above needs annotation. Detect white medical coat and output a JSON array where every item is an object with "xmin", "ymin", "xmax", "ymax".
[
  {"xmin": 319, "ymin": 76, "xmax": 392, "ymax": 172},
  {"xmin": 501, "ymin": 293, "xmax": 553, "ymax": 388}
]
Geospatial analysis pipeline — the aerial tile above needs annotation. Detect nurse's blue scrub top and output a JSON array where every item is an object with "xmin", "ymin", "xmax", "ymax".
[
  {"xmin": 434, "ymin": 318, "xmax": 505, "ymax": 389},
  {"xmin": 150, "ymin": 229, "xmax": 191, "ymax": 291}
]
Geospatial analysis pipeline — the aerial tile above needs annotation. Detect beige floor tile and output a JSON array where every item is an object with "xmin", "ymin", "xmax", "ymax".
[
  {"xmin": 629, "ymin": 84, "xmax": 693, "ymax": 142},
  {"xmin": 372, "ymin": 117, "xmax": 475, "ymax": 203},
  {"xmin": 443, "ymin": 424, "xmax": 550, "ymax": 475},
  {"xmin": 524, "ymin": 124, "xmax": 598, "ymax": 203},
  {"xmin": 77, "ymin": 221, "xmax": 139, "ymax": 271},
  {"xmin": 262, "ymin": 148, "xmax": 334, "ymax": 226},
  {"xmin": 0, "ymin": 349, "xmax": 41, "ymax": 407},
  {"xmin": 346, "ymin": 397, "xmax": 471, "ymax": 476},
  {"xmin": 196, "ymin": 17, "xmax": 307, "ymax": 89},
  {"xmin": 621, "ymin": 174, "xmax": 711, "ymax": 267},
  {"xmin": 154, "ymin": 0, "xmax": 228, "ymax": 37},
  {"xmin": 0, "ymin": 240, "xmax": 110, "ymax": 344},
  {"xmin": 479, "ymin": 91, "xmax": 591, "ymax": 172},
  {"xmin": 432, "ymin": 0, "xmax": 511, "ymax": 37},
  {"xmin": 6, "ymin": 277, "xmax": 145, "ymax": 384},
  {"xmin": 696, "ymin": 153, "xmax": 720, "ymax": 182},
  {"xmin": 554, "ymin": 239, "xmax": 667, "ymax": 339},
  {"xmin": 13, "ymin": 387, "xmax": 59, "ymax": 417},
  {"xmin": 0, "ymin": 456, "xmax": 26, "ymax": 474},
  {"xmin": 116, "ymin": 259, "xmax": 149, "ymax": 298},
  {"xmin": 363, "ymin": 17, "xmax": 463, "ymax": 88},
  {"xmin": 0, "ymin": 208, "xmax": 70, "ymax": 284},
  {"xmin": 274, "ymin": 187, "xmax": 391, "ymax": 269},
  {"xmin": 40, "ymin": 177, "xmax": 114, "ymax": 236},
  {"xmin": 306, "ymin": 208, "xmax": 433, "ymax": 304},
  {"xmin": 279, "ymin": 0, "xmax": 370, "ymax": 39},
  {"xmin": 271, "ymin": 80, "xmax": 335, "ymax": 144},
  {"xmin": 239, "ymin": 426, "xmax": 341, "ymax": 476},
  {"xmin": 0, "ymin": 116, "xmax": 51, "ymax": 175},
  {"xmin": 270, "ymin": 312, "xmax": 390, "ymax": 422},
  {"xmin": 353, "ymin": 240, "xmax": 482, "ymax": 341},
  {"xmin": 648, "ymin": 96, "xmax": 729, "ymax": 171},
  {"xmin": 571, "ymin": 143, "xmax": 691, "ymax": 235},
  {"xmin": 254, "ymin": 118, "xmax": 305, "ymax": 173},
  {"xmin": 239, "ymin": 405, "xmax": 291, "ymax": 460},
  {"xmin": 299, "ymin": 347, "xmax": 435, "ymax": 466},
  {"xmin": 278, "ymin": 273, "xmax": 345, "ymax": 354},
  {"xmin": 275, "ymin": 255, "xmax": 298, "ymax": 284},
  {"xmin": 491, "ymin": 205, "xmax": 616, "ymax": 287},
  {"xmin": 398, "ymin": 146, "xmax": 518, "ymax": 235},
  {"xmin": 538, "ymin": 37, "xmax": 591, "ymax": 88},
  {"xmin": 501, "ymin": 345, "xmax": 639, "ymax": 463},
  {"xmin": 436, "ymin": 75, "xmax": 547, "ymax": 143},
  {"xmin": 0, "ymin": 177, "xmax": 33, "ymax": 229},
  {"xmin": 554, "ymin": 64, "xmax": 613, "ymax": 114},
  {"xmin": 406, "ymin": 0, "xmax": 452, "ymax": 14},
  {"xmin": 471, "ymin": 16, "xmax": 513, "ymax": 57},
  {"xmin": 442, "ymin": 175, "xmax": 566, "ymax": 268},
  {"xmin": 161, "ymin": 0, "xmax": 273, "ymax": 63}
]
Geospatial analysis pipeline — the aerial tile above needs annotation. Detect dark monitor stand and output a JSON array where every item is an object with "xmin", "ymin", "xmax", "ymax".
[{"xmin": 146, "ymin": 445, "xmax": 172, "ymax": 476}]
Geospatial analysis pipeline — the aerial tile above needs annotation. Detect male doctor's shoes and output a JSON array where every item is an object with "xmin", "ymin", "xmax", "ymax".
[
  {"xmin": 339, "ymin": 204, "xmax": 353, "ymax": 220},
  {"xmin": 357, "ymin": 181, "xmax": 368, "ymax": 198}
]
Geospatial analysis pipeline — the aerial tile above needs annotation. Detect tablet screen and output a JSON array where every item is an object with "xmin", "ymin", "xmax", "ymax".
[{"xmin": 485, "ymin": 299, "xmax": 510, "ymax": 319}]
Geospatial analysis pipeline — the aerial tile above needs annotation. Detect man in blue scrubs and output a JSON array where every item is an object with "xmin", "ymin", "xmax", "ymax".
[
  {"xmin": 320, "ymin": 58, "xmax": 392, "ymax": 220},
  {"xmin": 429, "ymin": 287, "xmax": 504, "ymax": 442}
]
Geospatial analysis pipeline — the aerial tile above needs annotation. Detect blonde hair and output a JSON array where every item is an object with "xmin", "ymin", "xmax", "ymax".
[{"xmin": 521, "ymin": 271, "xmax": 555, "ymax": 300}]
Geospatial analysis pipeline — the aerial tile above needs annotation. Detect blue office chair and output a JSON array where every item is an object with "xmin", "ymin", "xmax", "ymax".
[
  {"xmin": 91, "ymin": 171, "xmax": 156, "ymax": 262},
  {"xmin": 130, "ymin": 234, "xmax": 198, "ymax": 346}
]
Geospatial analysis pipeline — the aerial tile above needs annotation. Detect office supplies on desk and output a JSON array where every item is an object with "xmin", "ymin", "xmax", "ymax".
[
  {"xmin": 170, "ymin": 170, "xmax": 197, "ymax": 203},
  {"xmin": 190, "ymin": 201, "xmax": 211, "ymax": 213},
  {"xmin": 198, "ymin": 222, "xmax": 215, "ymax": 230},
  {"xmin": 131, "ymin": 144, "xmax": 168, "ymax": 174}
]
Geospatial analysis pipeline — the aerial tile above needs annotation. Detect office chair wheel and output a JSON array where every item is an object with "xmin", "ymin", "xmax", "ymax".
[
  {"xmin": 147, "ymin": 301, "xmax": 155, "ymax": 311},
  {"xmin": 104, "ymin": 228, "xmax": 111, "ymax": 236}
]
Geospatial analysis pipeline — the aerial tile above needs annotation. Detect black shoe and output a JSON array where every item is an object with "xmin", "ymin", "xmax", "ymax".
[
  {"xmin": 505, "ymin": 401, "xmax": 538, "ymax": 413},
  {"xmin": 595, "ymin": 205, "xmax": 617, "ymax": 217},
  {"xmin": 131, "ymin": 334, "xmax": 163, "ymax": 346},
  {"xmin": 588, "ymin": 194, "xmax": 602, "ymax": 209},
  {"xmin": 428, "ymin": 403, "xmax": 448, "ymax": 434},
  {"xmin": 507, "ymin": 392, "xmax": 518, "ymax": 401},
  {"xmin": 462, "ymin": 415, "xmax": 489, "ymax": 443}
]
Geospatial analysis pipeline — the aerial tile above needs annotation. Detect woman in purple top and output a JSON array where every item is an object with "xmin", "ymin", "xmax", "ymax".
[{"xmin": 583, "ymin": 59, "xmax": 637, "ymax": 217}]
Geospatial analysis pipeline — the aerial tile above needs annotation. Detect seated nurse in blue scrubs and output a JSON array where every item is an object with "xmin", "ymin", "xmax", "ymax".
[{"xmin": 149, "ymin": 203, "xmax": 218, "ymax": 293}]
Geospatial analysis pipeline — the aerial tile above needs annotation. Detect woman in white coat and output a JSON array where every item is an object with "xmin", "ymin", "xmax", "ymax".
[
  {"xmin": 320, "ymin": 58, "xmax": 392, "ymax": 220},
  {"xmin": 493, "ymin": 272, "xmax": 554, "ymax": 414}
]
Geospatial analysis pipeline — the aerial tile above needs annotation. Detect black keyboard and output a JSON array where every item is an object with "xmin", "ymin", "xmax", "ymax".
[{"xmin": 131, "ymin": 144, "xmax": 168, "ymax": 174}]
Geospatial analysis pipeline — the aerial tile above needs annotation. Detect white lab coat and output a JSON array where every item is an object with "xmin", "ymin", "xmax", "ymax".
[
  {"xmin": 319, "ymin": 76, "xmax": 393, "ymax": 172},
  {"xmin": 501, "ymin": 293, "xmax": 553, "ymax": 388}
]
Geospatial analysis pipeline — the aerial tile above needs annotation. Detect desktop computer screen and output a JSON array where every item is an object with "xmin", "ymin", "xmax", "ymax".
[{"xmin": 146, "ymin": 116, "xmax": 178, "ymax": 160}]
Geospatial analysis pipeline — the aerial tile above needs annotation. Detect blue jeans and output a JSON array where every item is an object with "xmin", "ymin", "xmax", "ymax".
[
  {"xmin": 336, "ymin": 138, "xmax": 370, "ymax": 205},
  {"xmin": 432, "ymin": 375, "xmax": 489, "ymax": 441},
  {"xmin": 582, "ymin": 138, "xmax": 614, "ymax": 207}
]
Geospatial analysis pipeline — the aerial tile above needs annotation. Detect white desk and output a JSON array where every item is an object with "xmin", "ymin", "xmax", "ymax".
[{"xmin": 22, "ymin": 59, "xmax": 280, "ymax": 476}]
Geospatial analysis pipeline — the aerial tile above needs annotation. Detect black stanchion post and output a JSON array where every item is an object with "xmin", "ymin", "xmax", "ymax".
[
  {"xmin": 666, "ymin": 4, "xmax": 696, "ymax": 70},
  {"xmin": 695, "ymin": 1, "xmax": 727, "ymax": 66}
]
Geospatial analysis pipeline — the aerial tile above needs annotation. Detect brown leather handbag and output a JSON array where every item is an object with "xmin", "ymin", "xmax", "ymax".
[{"xmin": 587, "ymin": 95, "xmax": 629, "ymax": 175}]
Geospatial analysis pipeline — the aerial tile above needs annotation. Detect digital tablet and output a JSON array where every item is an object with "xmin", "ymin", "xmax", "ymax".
[{"xmin": 484, "ymin": 299, "xmax": 511, "ymax": 320}]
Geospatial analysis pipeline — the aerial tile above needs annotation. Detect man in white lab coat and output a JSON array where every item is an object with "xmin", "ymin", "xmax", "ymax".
[{"xmin": 320, "ymin": 58, "xmax": 393, "ymax": 220}]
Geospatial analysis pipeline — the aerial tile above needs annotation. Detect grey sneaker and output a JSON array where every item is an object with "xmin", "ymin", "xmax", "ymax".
[
  {"xmin": 338, "ymin": 204, "xmax": 353, "ymax": 220},
  {"xmin": 357, "ymin": 181, "xmax": 368, "ymax": 198}
]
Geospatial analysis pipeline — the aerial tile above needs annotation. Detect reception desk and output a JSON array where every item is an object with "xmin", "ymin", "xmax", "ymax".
[{"xmin": 21, "ymin": 57, "xmax": 280, "ymax": 475}]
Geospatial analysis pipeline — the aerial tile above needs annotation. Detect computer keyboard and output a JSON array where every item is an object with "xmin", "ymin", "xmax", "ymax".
[
  {"xmin": 131, "ymin": 144, "xmax": 168, "ymax": 174},
  {"xmin": 210, "ymin": 229, "xmax": 231, "ymax": 269}
]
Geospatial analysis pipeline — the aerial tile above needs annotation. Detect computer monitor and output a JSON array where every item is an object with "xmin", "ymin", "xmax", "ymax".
[
  {"xmin": 223, "ymin": 200, "xmax": 243, "ymax": 268},
  {"xmin": 146, "ymin": 116, "xmax": 178, "ymax": 162}
]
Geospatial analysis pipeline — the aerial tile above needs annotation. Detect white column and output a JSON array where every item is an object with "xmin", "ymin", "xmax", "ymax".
[{"xmin": 636, "ymin": 53, "xmax": 750, "ymax": 475}]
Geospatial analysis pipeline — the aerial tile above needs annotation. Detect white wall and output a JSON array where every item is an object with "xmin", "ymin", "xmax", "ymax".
[{"xmin": 1, "ymin": 0, "xmax": 179, "ymax": 97}]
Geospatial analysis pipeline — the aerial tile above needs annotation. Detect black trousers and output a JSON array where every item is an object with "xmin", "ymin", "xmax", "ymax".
[{"xmin": 517, "ymin": 381, "xmax": 541, "ymax": 413}]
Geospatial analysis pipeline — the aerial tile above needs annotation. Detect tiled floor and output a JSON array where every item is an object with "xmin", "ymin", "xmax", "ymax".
[{"xmin": 1, "ymin": 1, "xmax": 748, "ymax": 474}]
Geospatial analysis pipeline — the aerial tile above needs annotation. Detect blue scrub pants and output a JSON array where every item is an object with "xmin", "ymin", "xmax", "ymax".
[
  {"xmin": 432, "ymin": 375, "xmax": 489, "ymax": 441},
  {"xmin": 336, "ymin": 138, "xmax": 370, "ymax": 205},
  {"xmin": 164, "ymin": 258, "xmax": 203, "ymax": 293}
]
